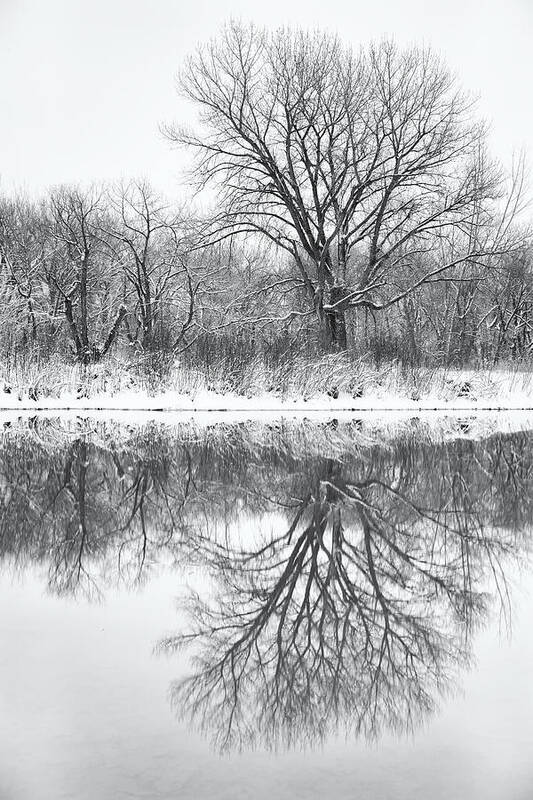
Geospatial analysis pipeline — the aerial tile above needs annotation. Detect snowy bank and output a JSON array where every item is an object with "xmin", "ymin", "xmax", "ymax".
[{"xmin": 2, "ymin": 358, "xmax": 533, "ymax": 423}]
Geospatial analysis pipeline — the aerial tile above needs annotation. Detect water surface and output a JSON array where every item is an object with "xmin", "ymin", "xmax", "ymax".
[{"xmin": 1, "ymin": 416, "xmax": 533, "ymax": 799}]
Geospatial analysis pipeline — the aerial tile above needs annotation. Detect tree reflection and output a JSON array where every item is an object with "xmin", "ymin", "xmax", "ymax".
[
  {"xmin": 0, "ymin": 420, "xmax": 191, "ymax": 596},
  {"xmin": 159, "ymin": 430, "xmax": 530, "ymax": 751}
]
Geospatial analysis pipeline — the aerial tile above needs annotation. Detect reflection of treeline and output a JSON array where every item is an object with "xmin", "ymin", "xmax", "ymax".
[{"xmin": 0, "ymin": 419, "xmax": 532, "ymax": 596}]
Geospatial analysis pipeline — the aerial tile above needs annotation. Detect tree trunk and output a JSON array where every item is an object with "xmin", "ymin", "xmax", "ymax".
[
  {"xmin": 141, "ymin": 271, "xmax": 154, "ymax": 349},
  {"xmin": 80, "ymin": 252, "xmax": 90, "ymax": 365},
  {"xmin": 64, "ymin": 294, "xmax": 84, "ymax": 362},
  {"xmin": 100, "ymin": 306, "xmax": 127, "ymax": 359},
  {"xmin": 324, "ymin": 286, "xmax": 348, "ymax": 350}
]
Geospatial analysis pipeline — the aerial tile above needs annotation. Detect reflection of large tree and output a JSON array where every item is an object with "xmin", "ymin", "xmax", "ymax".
[{"xmin": 159, "ymin": 432, "xmax": 531, "ymax": 751}]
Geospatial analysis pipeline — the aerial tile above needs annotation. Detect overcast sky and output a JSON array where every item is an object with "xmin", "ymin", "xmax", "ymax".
[{"xmin": 1, "ymin": 0, "xmax": 531, "ymax": 200}]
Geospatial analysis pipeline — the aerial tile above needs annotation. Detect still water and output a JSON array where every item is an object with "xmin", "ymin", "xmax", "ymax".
[{"xmin": 1, "ymin": 415, "xmax": 533, "ymax": 799}]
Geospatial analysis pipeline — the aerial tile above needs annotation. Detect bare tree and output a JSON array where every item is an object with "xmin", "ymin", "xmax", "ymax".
[
  {"xmin": 168, "ymin": 23, "xmax": 524, "ymax": 349},
  {"xmin": 0, "ymin": 195, "xmax": 49, "ymax": 345},
  {"xmin": 107, "ymin": 180, "xmax": 199, "ymax": 352},
  {"xmin": 485, "ymin": 245, "xmax": 533, "ymax": 360},
  {"xmin": 46, "ymin": 185, "xmax": 126, "ymax": 364}
]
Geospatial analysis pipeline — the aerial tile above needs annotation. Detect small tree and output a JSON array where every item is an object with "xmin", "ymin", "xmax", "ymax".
[
  {"xmin": 0, "ymin": 196, "xmax": 48, "ymax": 348},
  {"xmin": 107, "ymin": 180, "xmax": 198, "ymax": 352},
  {"xmin": 46, "ymin": 186, "xmax": 126, "ymax": 364}
]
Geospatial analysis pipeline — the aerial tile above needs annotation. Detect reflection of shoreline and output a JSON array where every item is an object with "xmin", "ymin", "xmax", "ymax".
[
  {"xmin": 1, "ymin": 408, "xmax": 533, "ymax": 443},
  {"xmin": 0, "ymin": 417, "xmax": 531, "ymax": 752}
]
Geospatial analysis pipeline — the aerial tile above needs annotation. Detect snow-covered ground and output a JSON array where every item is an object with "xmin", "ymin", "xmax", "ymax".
[{"xmin": 1, "ymin": 371, "xmax": 533, "ymax": 411}]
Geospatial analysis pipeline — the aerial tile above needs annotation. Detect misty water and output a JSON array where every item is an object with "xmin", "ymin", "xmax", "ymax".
[{"xmin": 1, "ymin": 415, "xmax": 533, "ymax": 800}]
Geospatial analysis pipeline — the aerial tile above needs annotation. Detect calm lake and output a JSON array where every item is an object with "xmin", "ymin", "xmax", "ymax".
[{"xmin": 1, "ymin": 415, "xmax": 532, "ymax": 800}]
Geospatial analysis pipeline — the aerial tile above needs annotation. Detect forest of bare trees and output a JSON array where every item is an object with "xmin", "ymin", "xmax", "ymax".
[{"xmin": 1, "ymin": 24, "xmax": 531, "ymax": 380}]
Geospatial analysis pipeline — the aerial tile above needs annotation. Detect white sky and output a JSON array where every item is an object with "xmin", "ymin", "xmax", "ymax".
[{"xmin": 1, "ymin": 0, "xmax": 531, "ymax": 200}]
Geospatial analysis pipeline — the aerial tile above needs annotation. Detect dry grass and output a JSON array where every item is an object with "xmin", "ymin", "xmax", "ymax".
[{"xmin": 1, "ymin": 349, "xmax": 533, "ymax": 407}]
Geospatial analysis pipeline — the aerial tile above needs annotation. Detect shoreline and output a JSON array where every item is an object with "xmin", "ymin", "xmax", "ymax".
[{"xmin": 1, "ymin": 394, "xmax": 533, "ymax": 414}]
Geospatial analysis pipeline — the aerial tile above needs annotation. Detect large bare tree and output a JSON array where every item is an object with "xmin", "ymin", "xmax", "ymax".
[{"xmin": 168, "ymin": 23, "xmax": 523, "ymax": 348}]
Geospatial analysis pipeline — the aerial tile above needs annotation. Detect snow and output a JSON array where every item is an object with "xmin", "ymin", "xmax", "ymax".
[
  {"xmin": 0, "ymin": 387, "xmax": 533, "ymax": 445},
  {"xmin": 0, "ymin": 381, "xmax": 532, "ymax": 413}
]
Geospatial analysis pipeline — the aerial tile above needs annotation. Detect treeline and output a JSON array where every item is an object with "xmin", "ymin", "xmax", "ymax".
[
  {"xmin": 0, "ymin": 181, "xmax": 314, "ymax": 370},
  {"xmin": 1, "ymin": 180, "xmax": 532, "ymax": 370},
  {"xmin": 1, "ymin": 24, "xmax": 533, "ymax": 372}
]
